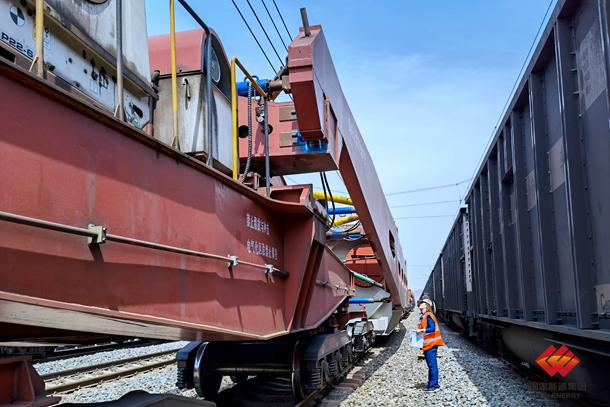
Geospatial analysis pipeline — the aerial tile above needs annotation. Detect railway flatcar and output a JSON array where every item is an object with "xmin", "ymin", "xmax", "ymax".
[
  {"xmin": 423, "ymin": 0, "xmax": 610, "ymax": 403},
  {"xmin": 0, "ymin": 0, "xmax": 409, "ymax": 404}
]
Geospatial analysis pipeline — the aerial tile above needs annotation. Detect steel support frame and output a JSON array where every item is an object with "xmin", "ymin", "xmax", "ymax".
[
  {"xmin": 498, "ymin": 127, "xmax": 518, "ymax": 319},
  {"xmin": 529, "ymin": 73, "xmax": 560, "ymax": 325},
  {"xmin": 470, "ymin": 185, "xmax": 486, "ymax": 315},
  {"xmin": 479, "ymin": 171, "xmax": 496, "ymax": 315},
  {"xmin": 487, "ymin": 151, "xmax": 507, "ymax": 316},
  {"xmin": 510, "ymin": 110, "xmax": 538, "ymax": 321},
  {"xmin": 554, "ymin": 17, "xmax": 596, "ymax": 328},
  {"xmin": 0, "ymin": 356, "xmax": 59, "ymax": 406}
]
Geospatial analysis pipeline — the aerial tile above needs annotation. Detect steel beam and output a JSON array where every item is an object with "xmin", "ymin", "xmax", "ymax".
[
  {"xmin": 529, "ymin": 73, "xmax": 560, "ymax": 325},
  {"xmin": 554, "ymin": 18, "xmax": 596, "ymax": 328},
  {"xmin": 510, "ymin": 110, "xmax": 537, "ymax": 320}
]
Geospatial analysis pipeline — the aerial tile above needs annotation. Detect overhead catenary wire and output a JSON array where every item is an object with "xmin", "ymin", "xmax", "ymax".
[
  {"xmin": 389, "ymin": 199, "xmax": 461, "ymax": 209},
  {"xmin": 386, "ymin": 178, "xmax": 471, "ymax": 197},
  {"xmin": 394, "ymin": 215, "xmax": 456, "ymax": 220},
  {"xmin": 260, "ymin": 0, "xmax": 288, "ymax": 51},
  {"xmin": 229, "ymin": 0, "xmax": 278, "ymax": 74},
  {"xmin": 245, "ymin": 0, "xmax": 286, "ymax": 67},
  {"xmin": 271, "ymin": 0, "xmax": 292, "ymax": 41},
  {"xmin": 466, "ymin": 0, "xmax": 555, "ymax": 197}
]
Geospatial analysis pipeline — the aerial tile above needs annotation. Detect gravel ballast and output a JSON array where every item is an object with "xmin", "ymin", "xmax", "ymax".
[
  {"xmin": 37, "ymin": 313, "xmax": 564, "ymax": 405},
  {"xmin": 34, "ymin": 341, "xmax": 188, "ymax": 376},
  {"xmin": 327, "ymin": 311, "xmax": 561, "ymax": 407}
]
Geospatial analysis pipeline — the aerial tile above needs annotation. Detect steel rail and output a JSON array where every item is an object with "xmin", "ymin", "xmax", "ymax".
[
  {"xmin": 0, "ymin": 210, "xmax": 288, "ymax": 278},
  {"xmin": 44, "ymin": 351, "xmax": 177, "ymax": 394},
  {"xmin": 33, "ymin": 340, "xmax": 162, "ymax": 363},
  {"xmin": 40, "ymin": 348, "xmax": 179, "ymax": 381}
]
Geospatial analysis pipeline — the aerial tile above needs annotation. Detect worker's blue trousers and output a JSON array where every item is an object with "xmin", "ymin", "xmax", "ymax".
[{"xmin": 424, "ymin": 346, "xmax": 439, "ymax": 388}]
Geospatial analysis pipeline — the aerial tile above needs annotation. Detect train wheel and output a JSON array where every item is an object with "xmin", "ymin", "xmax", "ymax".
[
  {"xmin": 195, "ymin": 373, "xmax": 222, "ymax": 399},
  {"xmin": 291, "ymin": 341, "xmax": 306, "ymax": 401},
  {"xmin": 193, "ymin": 342, "xmax": 221, "ymax": 399}
]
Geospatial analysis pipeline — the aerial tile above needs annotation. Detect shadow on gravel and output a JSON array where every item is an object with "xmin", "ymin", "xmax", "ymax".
[
  {"xmin": 325, "ymin": 322, "xmax": 408, "ymax": 404},
  {"xmin": 439, "ymin": 325, "xmax": 506, "ymax": 405},
  {"xmin": 439, "ymin": 324, "xmax": 560, "ymax": 406}
]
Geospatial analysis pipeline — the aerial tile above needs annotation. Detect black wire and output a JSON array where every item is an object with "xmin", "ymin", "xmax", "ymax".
[
  {"xmin": 260, "ymin": 0, "xmax": 288, "ymax": 51},
  {"xmin": 322, "ymin": 172, "xmax": 336, "ymax": 227},
  {"xmin": 342, "ymin": 220, "xmax": 361, "ymax": 234},
  {"xmin": 230, "ymin": 0, "xmax": 278, "ymax": 74},
  {"xmin": 271, "ymin": 0, "xmax": 292, "ymax": 41},
  {"xmin": 319, "ymin": 172, "xmax": 329, "ymax": 221},
  {"xmin": 245, "ymin": 0, "xmax": 286, "ymax": 67}
]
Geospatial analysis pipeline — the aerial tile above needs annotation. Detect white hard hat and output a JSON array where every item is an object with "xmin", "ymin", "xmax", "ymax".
[{"xmin": 418, "ymin": 298, "xmax": 433, "ymax": 308}]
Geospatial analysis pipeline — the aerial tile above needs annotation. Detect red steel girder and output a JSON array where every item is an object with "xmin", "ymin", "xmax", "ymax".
[
  {"xmin": 287, "ymin": 26, "xmax": 409, "ymax": 307},
  {"xmin": 0, "ymin": 59, "xmax": 352, "ymax": 343}
]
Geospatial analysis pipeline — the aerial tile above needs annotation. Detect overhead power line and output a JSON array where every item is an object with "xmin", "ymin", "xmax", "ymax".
[
  {"xmin": 468, "ymin": 0, "xmax": 555, "ymax": 192},
  {"xmin": 394, "ymin": 215, "xmax": 456, "ymax": 220},
  {"xmin": 386, "ymin": 178, "xmax": 471, "ymax": 197},
  {"xmin": 260, "ymin": 0, "xmax": 288, "ymax": 51},
  {"xmin": 245, "ymin": 0, "xmax": 286, "ymax": 67},
  {"xmin": 390, "ymin": 199, "xmax": 461, "ymax": 209},
  {"xmin": 271, "ymin": 0, "xmax": 292, "ymax": 40},
  {"xmin": 230, "ymin": 0, "xmax": 278, "ymax": 73}
]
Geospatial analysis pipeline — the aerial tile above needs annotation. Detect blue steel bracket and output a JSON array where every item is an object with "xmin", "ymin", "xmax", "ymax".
[{"xmin": 236, "ymin": 78, "xmax": 270, "ymax": 97}]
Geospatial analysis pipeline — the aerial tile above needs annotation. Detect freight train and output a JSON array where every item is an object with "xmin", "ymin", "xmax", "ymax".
[
  {"xmin": 423, "ymin": 0, "xmax": 610, "ymax": 403},
  {"xmin": 0, "ymin": 0, "xmax": 410, "ymax": 404}
]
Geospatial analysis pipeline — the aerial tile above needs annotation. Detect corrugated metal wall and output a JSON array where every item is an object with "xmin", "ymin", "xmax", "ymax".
[{"xmin": 427, "ymin": 0, "xmax": 610, "ymax": 334}]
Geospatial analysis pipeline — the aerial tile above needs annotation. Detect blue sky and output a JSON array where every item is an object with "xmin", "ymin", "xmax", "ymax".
[{"xmin": 145, "ymin": 0, "xmax": 555, "ymax": 291}]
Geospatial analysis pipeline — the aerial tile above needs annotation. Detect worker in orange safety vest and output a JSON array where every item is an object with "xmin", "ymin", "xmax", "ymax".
[{"xmin": 416, "ymin": 298, "xmax": 445, "ymax": 391}]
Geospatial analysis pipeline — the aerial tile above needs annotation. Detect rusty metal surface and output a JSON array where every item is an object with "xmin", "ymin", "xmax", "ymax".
[
  {"xmin": 0, "ymin": 59, "xmax": 352, "ymax": 343},
  {"xmin": 238, "ymin": 99, "xmax": 340, "ymax": 175},
  {"xmin": 287, "ymin": 26, "xmax": 408, "ymax": 307},
  {"xmin": 0, "ymin": 355, "xmax": 59, "ymax": 406}
]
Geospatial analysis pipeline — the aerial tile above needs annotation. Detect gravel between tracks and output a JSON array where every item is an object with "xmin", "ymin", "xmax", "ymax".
[
  {"xmin": 326, "ymin": 312, "xmax": 562, "ymax": 407},
  {"xmin": 38, "ymin": 314, "xmax": 564, "ymax": 405},
  {"xmin": 34, "ymin": 341, "xmax": 188, "ymax": 376}
]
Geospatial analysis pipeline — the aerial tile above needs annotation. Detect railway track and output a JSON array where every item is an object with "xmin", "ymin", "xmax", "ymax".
[
  {"xmin": 42, "ymin": 348, "xmax": 179, "ymax": 394},
  {"xmin": 34, "ymin": 339, "xmax": 163, "ymax": 363}
]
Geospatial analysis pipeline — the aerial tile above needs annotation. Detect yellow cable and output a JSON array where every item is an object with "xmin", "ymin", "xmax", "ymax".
[
  {"xmin": 333, "ymin": 214, "xmax": 359, "ymax": 226},
  {"xmin": 169, "ymin": 0, "xmax": 180, "ymax": 149},
  {"xmin": 231, "ymin": 58, "xmax": 238, "ymax": 179},
  {"xmin": 312, "ymin": 191, "xmax": 353, "ymax": 206}
]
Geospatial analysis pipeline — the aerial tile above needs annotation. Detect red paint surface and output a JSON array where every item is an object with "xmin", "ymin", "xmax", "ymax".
[{"xmin": 0, "ymin": 61, "xmax": 352, "ymax": 342}]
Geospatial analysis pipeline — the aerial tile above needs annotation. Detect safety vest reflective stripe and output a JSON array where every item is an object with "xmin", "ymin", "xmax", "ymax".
[{"xmin": 418, "ymin": 311, "xmax": 445, "ymax": 350}]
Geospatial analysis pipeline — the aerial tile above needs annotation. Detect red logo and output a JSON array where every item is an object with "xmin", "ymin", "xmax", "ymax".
[{"xmin": 535, "ymin": 345, "xmax": 580, "ymax": 377}]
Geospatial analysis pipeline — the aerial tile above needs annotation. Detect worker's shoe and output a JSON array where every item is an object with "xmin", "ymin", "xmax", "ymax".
[{"xmin": 423, "ymin": 386, "xmax": 440, "ymax": 392}]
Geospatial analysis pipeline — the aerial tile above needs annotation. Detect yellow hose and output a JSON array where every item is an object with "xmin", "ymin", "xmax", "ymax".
[
  {"xmin": 333, "ymin": 214, "xmax": 359, "ymax": 226},
  {"xmin": 231, "ymin": 58, "xmax": 238, "ymax": 179},
  {"xmin": 169, "ymin": 0, "xmax": 180, "ymax": 149},
  {"xmin": 32, "ymin": 0, "xmax": 44, "ymax": 76},
  {"xmin": 312, "ymin": 191, "xmax": 353, "ymax": 206}
]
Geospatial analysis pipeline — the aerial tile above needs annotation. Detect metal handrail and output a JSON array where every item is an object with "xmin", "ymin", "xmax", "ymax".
[
  {"xmin": 231, "ymin": 58, "xmax": 271, "ymax": 196},
  {"xmin": 0, "ymin": 210, "xmax": 287, "ymax": 278},
  {"xmin": 29, "ymin": 0, "xmax": 44, "ymax": 76},
  {"xmin": 169, "ymin": 0, "xmax": 180, "ymax": 148}
]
